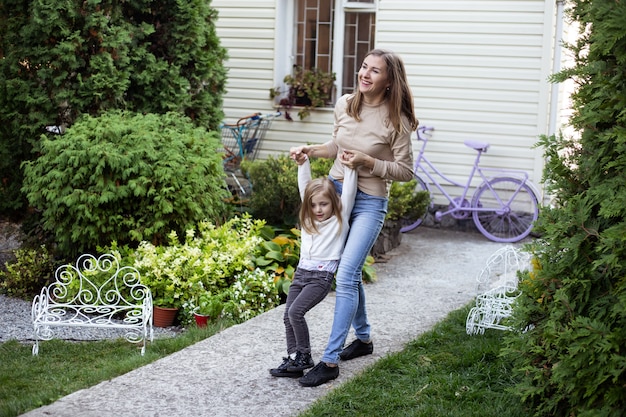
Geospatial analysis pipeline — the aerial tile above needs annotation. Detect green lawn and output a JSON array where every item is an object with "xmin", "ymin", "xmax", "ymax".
[
  {"xmin": 299, "ymin": 305, "xmax": 530, "ymax": 417},
  {"xmin": 0, "ymin": 305, "xmax": 529, "ymax": 417}
]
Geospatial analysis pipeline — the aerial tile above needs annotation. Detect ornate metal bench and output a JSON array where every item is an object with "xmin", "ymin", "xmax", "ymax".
[
  {"xmin": 466, "ymin": 246, "xmax": 530, "ymax": 335},
  {"xmin": 32, "ymin": 253, "xmax": 153, "ymax": 355}
]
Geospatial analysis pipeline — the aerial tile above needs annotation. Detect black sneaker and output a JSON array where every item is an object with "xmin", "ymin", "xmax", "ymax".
[
  {"xmin": 339, "ymin": 339, "xmax": 373, "ymax": 360},
  {"xmin": 287, "ymin": 351, "xmax": 314, "ymax": 372},
  {"xmin": 269, "ymin": 357, "xmax": 303, "ymax": 378},
  {"xmin": 298, "ymin": 362, "xmax": 339, "ymax": 387}
]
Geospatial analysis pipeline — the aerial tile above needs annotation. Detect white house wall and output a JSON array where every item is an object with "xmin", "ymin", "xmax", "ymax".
[{"xmin": 212, "ymin": 0, "xmax": 562, "ymax": 202}]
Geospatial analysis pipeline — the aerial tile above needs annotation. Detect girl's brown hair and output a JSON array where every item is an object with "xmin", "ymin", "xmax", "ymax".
[
  {"xmin": 299, "ymin": 178, "xmax": 343, "ymax": 235},
  {"xmin": 347, "ymin": 48, "xmax": 419, "ymax": 135}
]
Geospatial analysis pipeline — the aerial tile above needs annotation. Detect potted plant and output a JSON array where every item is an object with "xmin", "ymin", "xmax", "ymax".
[
  {"xmin": 193, "ymin": 291, "xmax": 224, "ymax": 327},
  {"xmin": 143, "ymin": 276, "xmax": 186, "ymax": 327},
  {"xmin": 371, "ymin": 180, "xmax": 430, "ymax": 260},
  {"xmin": 132, "ymin": 238, "xmax": 200, "ymax": 327},
  {"xmin": 270, "ymin": 66, "xmax": 336, "ymax": 120}
]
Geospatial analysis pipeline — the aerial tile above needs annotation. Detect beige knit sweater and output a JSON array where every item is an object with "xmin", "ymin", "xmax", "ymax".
[{"xmin": 324, "ymin": 94, "xmax": 414, "ymax": 197}]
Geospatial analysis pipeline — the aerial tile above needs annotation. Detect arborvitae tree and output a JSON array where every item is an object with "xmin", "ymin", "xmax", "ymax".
[
  {"xmin": 504, "ymin": 1, "xmax": 626, "ymax": 416},
  {"xmin": 0, "ymin": 0, "xmax": 227, "ymax": 214}
]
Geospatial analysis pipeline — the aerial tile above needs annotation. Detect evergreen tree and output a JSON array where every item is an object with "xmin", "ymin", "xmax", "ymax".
[
  {"xmin": 504, "ymin": 1, "xmax": 626, "ymax": 416},
  {"xmin": 0, "ymin": 0, "xmax": 227, "ymax": 214}
]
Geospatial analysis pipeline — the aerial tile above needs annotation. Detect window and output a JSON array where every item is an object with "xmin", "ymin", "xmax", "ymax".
[{"xmin": 291, "ymin": 0, "xmax": 377, "ymax": 98}]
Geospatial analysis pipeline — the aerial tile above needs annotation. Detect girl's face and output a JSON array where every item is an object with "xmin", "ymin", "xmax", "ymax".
[
  {"xmin": 357, "ymin": 54, "xmax": 390, "ymax": 101},
  {"xmin": 310, "ymin": 192, "xmax": 334, "ymax": 222}
]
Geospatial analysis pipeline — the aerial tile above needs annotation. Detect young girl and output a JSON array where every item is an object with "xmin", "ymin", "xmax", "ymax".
[{"xmin": 269, "ymin": 154, "xmax": 357, "ymax": 378}]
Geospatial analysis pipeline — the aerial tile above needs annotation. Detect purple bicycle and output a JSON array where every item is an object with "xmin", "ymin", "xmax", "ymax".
[{"xmin": 400, "ymin": 126, "xmax": 540, "ymax": 243}]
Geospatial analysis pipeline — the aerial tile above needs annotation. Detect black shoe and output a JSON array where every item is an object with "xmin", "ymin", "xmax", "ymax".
[
  {"xmin": 269, "ymin": 357, "xmax": 303, "ymax": 378},
  {"xmin": 287, "ymin": 351, "xmax": 314, "ymax": 372},
  {"xmin": 339, "ymin": 339, "xmax": 373, "ymax": 361},
  {"xmin": 298, "ymin": 362, "xmax": 339, "ymax": 387}
]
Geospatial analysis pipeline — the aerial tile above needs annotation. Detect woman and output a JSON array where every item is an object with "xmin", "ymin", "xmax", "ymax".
[{"xmin": 290, "ymin": 49, "xmax": 419, "ymax": 387}]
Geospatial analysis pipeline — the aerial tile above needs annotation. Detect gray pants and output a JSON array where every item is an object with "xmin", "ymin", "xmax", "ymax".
[{"xmin": 283, "ymin": 268, "xmax": 335, "ymax": 355}]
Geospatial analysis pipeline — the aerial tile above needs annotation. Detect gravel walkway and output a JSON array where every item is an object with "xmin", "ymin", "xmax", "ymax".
[{"xmin": 0, "ymin": 293, "xmax": 182, "ymax": 343}]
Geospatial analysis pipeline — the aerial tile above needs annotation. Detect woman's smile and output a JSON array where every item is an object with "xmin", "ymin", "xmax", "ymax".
[{"xmin": 357, "ymin": 54, "xmax": 389, "ymax": 103}]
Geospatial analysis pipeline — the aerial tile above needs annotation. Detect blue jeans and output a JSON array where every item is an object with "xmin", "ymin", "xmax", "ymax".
[{"xmin": 322, "ymin": 180, "xmax": 388, "ymax": 364}]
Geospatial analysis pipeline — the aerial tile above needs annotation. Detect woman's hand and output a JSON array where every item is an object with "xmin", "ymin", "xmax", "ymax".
[
  {"xmin": 290, "ymin": 145, "xmax": 310, "ymax": 165},
  {"xmin": 340, "ymin": 149, "xmax": 374, "ymax": 170},
  {"xmin": 290, "ymin": 143, "xmax": 332, "ymax": 163}
]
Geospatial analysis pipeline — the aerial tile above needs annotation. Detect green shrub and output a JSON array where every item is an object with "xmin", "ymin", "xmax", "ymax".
[
  {"xmin": 223, "ymin": 268, "xmax": 280, "ymax": 323},
  {"xmin": 242, "ymin": 154, "xmax": 300, "ymax": 225},
  {"xmin": 0, "ymin": 0, "xmax": 227, "ymax": 215},
  {"xmin": 503, "ymin": 1, "xmax": 626, "ymax": 415},
  {"xmin": 22, "ymin": 111, "xmax": 230, "ymax": 258},
  {"xmin": 130, "ymin": 215, "xmax": 265, "ymax": 310},
  {"xmin": 0, "ymin": 245, "xmax": 55, "ymax": 299},
  {"xmin": 252, "ymin": 226, "xmax": 301, "ymax": 297},
  {"xmin": 386, "ymin": 179, "xmax": 430, "ymax": 221}
]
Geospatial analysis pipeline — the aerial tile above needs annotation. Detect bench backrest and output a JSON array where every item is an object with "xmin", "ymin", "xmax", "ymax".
[{"xmin": 46, "ymin": 253, "xmax": 151, "ymax": 311}]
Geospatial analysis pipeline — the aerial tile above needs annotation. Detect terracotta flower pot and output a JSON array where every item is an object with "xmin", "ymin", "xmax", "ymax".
[{"xmin": 153, "ymin": 306, "xmax": 178, "ymax": 327}]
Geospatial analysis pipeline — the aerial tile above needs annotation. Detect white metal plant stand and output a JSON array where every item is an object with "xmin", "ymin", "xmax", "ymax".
[
  {"xmin": 32, "ymin": 253, "xmax": 153, "ymax": 355},
  {"xmin": 466, "ymin": 245, "xmax": 531, "ymax": 335}
]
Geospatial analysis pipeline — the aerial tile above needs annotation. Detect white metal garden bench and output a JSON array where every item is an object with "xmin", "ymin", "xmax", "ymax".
[
  {"xmin": 31, "ymin": 253, "xmax": 153, "ymax": 355},
  {"xmin": 465, "ymin": 246, "xmax": 531, "ymax": 335}
]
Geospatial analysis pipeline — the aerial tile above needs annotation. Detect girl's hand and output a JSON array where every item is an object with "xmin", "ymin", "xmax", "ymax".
[{"xmin": 340, "ymin": 149, "xmax": 374, "ymax": 169}]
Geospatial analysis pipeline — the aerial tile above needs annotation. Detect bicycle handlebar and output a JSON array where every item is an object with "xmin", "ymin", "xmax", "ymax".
[
  {"xmin": 233, "ymin": 111, "xmax": 282, "ymax": 126},
  {"xmin": 416, "ymin": 125, "xmax": 435, "ymax": 141}
]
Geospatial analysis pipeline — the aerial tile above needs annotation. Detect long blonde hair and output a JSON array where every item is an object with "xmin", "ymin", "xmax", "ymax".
[
  {"xmin": 299, "ymin": 178, "xmax": 343, "ymax": 235},
  {"xmin": 346, "ymin": 48, "xmax": 419, "ymax": 135}
]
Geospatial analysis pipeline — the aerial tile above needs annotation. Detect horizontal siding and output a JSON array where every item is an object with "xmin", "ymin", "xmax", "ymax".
[
  {"xmin": 376, "ymin": 0, "xmax": 554, "ymax": 203},
  {"xmin": 381, "ymin": 1, "xmax": 546, "ymax": 13},
  {"xmin": 212, "ymin": 0, "xmax": 558, "ymax": 204},
  {"xmin": 213, "ymin": 0, "xmax": 279, "ymax": 126}
]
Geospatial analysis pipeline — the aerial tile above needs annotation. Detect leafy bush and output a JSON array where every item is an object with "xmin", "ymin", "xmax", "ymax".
[
  {"xmin": 242, "ymin": 154, "xmax": 300, "ymax": 225},
  {"xmin": 223, "ymin": 268, "xmax": 280, "ymax": 323},
  {"xmin": 252, "ymin": 226, "xmax": 301, "ymax": 297},
  {"xmin": 361, "ymin": 255, "xmax": 377, "ymax": 284},
  {"xmin": 503, "ymin": 1, "xmax": 626, "ymax": 415},
  {"xmin": 386, "ymin": 179, "xmax": 430, "ymax": 221},
  {"xmin": 0, "ymin": 245, "xmax": 55, "ymax": 299},
  {"xmin": 22, "ymin": 111, "xmax": 230, "ymax": 257},
  {"xmin": 131, "ymin": 215, "xmax": 265, "ymax": 310}
]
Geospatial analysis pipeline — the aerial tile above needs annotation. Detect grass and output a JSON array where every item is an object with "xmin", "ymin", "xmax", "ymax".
[
  {"xmin": 0, "ymin": 320, "xmax": 235, "ymax": 417},
  {"xmin": 0, "ymin": 305, "xmax": 529, "ymax": 417},
  {"xmin": 298, "ymin": 305, "xmax": 530, "ymax": 417}
]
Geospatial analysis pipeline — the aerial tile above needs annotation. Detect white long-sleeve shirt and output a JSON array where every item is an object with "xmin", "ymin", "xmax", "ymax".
[{"xmin": 297, "ymin": 158, "xmax": 357, "ymax": 271}]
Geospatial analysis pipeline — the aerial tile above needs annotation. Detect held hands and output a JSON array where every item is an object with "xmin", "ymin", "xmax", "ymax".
[
  {"xmin": 339, "ymin": 149, "xmax": 373, "ymax": 170},
  {"xmin": 289, "ymin": 146, "xmax": 373, "ymax": 169},
  {"xmin": 289, "ymin": 145, "xmax": 309, "ymax": 165}
]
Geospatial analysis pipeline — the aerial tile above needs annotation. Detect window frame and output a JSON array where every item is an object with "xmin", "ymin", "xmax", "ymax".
[{"xmin": 274, "ymin": 0, "xmax": 378, "ymax": 102}]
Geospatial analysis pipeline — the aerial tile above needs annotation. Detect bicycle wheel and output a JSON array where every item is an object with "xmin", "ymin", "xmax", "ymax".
[
  {"xmin": 471, "ymin": 177, "xmax": 539, "ymax": 242},
  {"xmin": 399, "ymin": 176, "xmax": 431, "ymax": 233}
]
